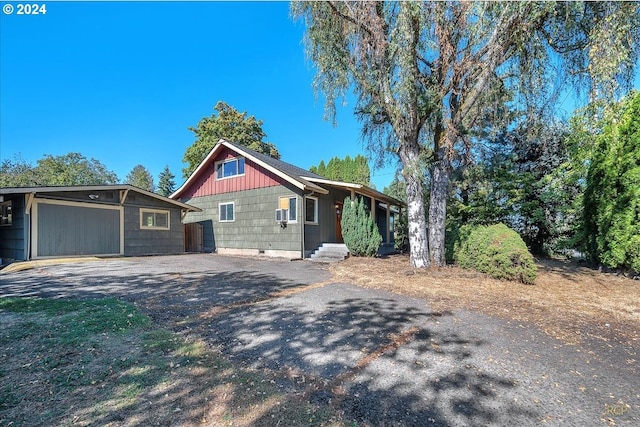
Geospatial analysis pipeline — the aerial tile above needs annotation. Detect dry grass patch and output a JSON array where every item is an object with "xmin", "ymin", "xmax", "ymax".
[
  {"xmin": 330, "ymin": 255, "xmax": 640, "ymax": 348},
  {"xmin": 0, "ymin": 297, "xmax": 347, "ymax": 427}
]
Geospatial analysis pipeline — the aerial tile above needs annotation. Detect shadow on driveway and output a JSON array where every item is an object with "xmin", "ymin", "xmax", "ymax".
[
  {"xmin": 197, "ymin": 283, "xmax": 541, "ymax": 426},
  {"xmin": 1, "ymin": 254, "xmax": 638, "ymax": 426}
]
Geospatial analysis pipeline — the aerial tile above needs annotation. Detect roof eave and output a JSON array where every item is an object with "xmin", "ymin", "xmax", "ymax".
[
  {"xmin": 0, "ymin": 185, "xmax": 201, "ymax": 212},
  {"xmin": 303, "ymin": 177, "xmax": 404, "ymax": 207}
]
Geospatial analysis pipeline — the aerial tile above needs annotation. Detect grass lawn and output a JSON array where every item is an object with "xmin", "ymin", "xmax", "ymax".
[{"xmin": 0, "ymin": 297, "xmax": 344, "ymax": 427}]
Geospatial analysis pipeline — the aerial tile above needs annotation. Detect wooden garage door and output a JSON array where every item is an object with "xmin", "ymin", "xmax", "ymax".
[{"xmin": 36, "ymin": 202, "xmax": 121, "ymax": 257}]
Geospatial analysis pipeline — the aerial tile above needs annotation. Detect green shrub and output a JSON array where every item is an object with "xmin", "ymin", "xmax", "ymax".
[
  {"xmin": 454, "ymin": 223, "xmax": 537, "ymax": 284},
  {"xmin": 583, "ymin": 91, "xmax": 640, "ymax": 272},
  {"xmin": 341, "ymin": 196, "xmax": 382, "ymax": 257},
  {"xmin": 394, "ymin": 209, "xmax": 409, "ymax": 253}
]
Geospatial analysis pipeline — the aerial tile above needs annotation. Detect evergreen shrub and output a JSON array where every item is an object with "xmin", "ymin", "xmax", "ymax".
[
  {"xmin": 454, "ymin": 223, "xmax": 537, "ymax": 284},
  {"xmin": 394, "ymin": 209, "xmax": 409, "ymax": 253},
  {"xmin": 341, "ymin": 197, "xmax": 382, "ymax": 257}
]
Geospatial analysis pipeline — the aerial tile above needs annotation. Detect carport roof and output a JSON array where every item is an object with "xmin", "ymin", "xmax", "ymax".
[{"xmin": 0, "ymin": 184, "xmax": 202, "ymax": 212}]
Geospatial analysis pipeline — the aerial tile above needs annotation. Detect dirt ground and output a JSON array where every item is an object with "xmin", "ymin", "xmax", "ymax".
[{"xmin": 330, "ymin": 255, "xmax": 640, "ymax": 351}]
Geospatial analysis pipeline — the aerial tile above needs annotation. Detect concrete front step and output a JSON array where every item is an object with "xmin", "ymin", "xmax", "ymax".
[{"xmin": 309, "ymin": 243, "xmax": 349, "ymax": 263}]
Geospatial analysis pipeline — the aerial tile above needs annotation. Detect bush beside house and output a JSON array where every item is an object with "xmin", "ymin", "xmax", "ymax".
[
  {"xmin": 341, "ymin": 197, "xmax": 382, "ymax": 257},
  {"xmin": 453, "ymin": 223, "xmax": 537, "ymax": 284}
]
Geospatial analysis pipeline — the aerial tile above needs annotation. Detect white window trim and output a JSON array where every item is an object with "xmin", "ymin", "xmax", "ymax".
[
  {"xmin": 140, "ymin": 208, "xmax": 171, "ymax": 230},
  {"xmin": 278, "ymin": 195, "xmax": 298, "ymax": 223},
  {"xmin": 304, "ymin": 196, "xmax": 319, "ymax": 225},
  {"xmin": 0, "ymin": 200, "xmax": 12, "ymax": 226},
  {"xmin": 219, "ymin": 202, "xmax": 235, "ymax": 222},
  {"xmin": 215, "ymin": 157, "xmax": 245, "ymax": 181}
]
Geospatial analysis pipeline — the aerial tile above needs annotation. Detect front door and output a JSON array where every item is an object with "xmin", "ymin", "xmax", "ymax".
[{"xmin": 335, "ymin": 201, "xmax": 343, "ymax": 243}]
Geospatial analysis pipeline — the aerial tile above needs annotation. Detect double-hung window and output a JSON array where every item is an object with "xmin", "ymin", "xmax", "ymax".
[
  {"xmin": 219, "ymin": 202, "xmax": 235, "ymax": 222},
  {"xmin": 278, "ymin": 196, "xmax": 297, "ymax": 222},
  {"xmin": 216, "ymin": 157, "xmax": 245, "ymax": 179}
]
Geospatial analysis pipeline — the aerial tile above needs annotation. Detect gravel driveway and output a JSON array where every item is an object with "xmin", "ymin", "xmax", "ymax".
[{"xmin": 1, "ymin": 254, "xmax": 638, "ymax": 426}]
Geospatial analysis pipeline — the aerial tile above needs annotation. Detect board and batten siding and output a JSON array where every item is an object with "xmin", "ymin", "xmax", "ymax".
[
  {"xmin": 180, "ymin": 148, "xmax": 283, "ymax": 199},
  {"xmin": 123, "ymin": 192, "xmax": 185, "ymax": 256},
  {"xmin": 182, "ymin": 185, "xmax": 303, "ymax": 256}
]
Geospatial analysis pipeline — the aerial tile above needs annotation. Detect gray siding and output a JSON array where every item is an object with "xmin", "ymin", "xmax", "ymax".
[
  {"xmin": 304, "ymin": 188, "xmax": 351, "ymax": 253},
  {"xmin": 182, "ymin": 185, "xmax": 303, "ymax": 254},
  {"xmin": 41, "ymin": 189, "xmax": 121, "ymax": 204},
  {"xmin": 0, "ymin": 195, "xmax": 28, "ymax": 261},
  {"xmin": 123, "ymin": 192, "xmax": 184, "ymax": 256},
  {"xmin": 37, "ymin": 203, "xmax": 120, "ymax": 257}
]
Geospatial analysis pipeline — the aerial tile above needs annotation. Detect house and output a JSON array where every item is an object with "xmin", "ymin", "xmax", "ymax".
[
  {"xmin": 0, "ymin": 185, "xmax": 201, "ymax": 262},
  {"xmin": 170, "ymin": 139, "xmax": 404, "ymax": 259}
]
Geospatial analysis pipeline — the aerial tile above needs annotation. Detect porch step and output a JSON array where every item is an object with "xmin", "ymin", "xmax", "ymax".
[{"xmin": 309, "ymin": 243, "xmax": 349, "ymax": 263}]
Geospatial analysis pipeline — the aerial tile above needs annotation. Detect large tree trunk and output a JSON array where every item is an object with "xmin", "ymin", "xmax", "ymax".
[
  {"xmin": 399, "ymin": 138, "xmax": 429, "ymax": 268},
  {"xmin": 428, "ymin": 157, "xmax": 451, "ymax": 267},
  {"xmin": 405, "ymin": 173, "xmax": 430, "ymax": 268}
]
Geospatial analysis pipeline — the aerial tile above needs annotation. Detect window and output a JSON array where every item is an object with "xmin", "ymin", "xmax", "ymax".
[
  {"xmin": 305, "ymin": 196, "xmax": 318, "ymax": 224},
  {"xmin": 140, "ymin": 209, "xmax": 170, "ymax": 230},
  {"xmin": 278, "ymin": 196, "xmax": 297, "ymax": 222},
  {"xmin": 219, "ymin": 202, "xmax": 235, "ymax": 222},
  {"xmin": 1, "ymin": 201, "xmax": 12, "ymax": 226},
  {"xmin": 215, "ymin": 157, "xmax": 245, "ymax": 179}
]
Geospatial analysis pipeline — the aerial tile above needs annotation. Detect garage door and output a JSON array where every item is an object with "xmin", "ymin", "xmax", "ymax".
[{"xmin": 35, "ymin": 201, "xmax": 121, "ymax": 257}]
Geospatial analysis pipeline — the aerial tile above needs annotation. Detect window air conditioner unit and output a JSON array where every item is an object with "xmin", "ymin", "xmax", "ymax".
[{"xmin": 275, "ymin": 208, "xmax": 288, "ymax": 223}]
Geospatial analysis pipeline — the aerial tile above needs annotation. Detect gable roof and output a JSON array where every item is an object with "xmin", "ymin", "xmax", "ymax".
[
  {"xmin": 170, "ymin": 139, "xmax": 404, "ymax": 207},
  {"xmin": 170, "ymin": 139, "xmax": 328, "ymax": 199},
  {"xmin": 0, "ymin": 184, "xmax": 201, "ymax": 212}
]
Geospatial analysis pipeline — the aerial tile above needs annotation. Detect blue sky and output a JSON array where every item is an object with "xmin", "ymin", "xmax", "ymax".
[
  {"xmin": 1, "ymin": 1, "xmax": 398, "ymax": 189},
  {"xmin": 1, "ymin": 2, "xmax": 638, "ymax": 191}
]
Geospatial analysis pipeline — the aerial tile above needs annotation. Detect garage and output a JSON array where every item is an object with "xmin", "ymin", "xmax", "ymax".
[
  {"xmin": 33, "ymin": 199, "xmax": 123, "ymax": 257},
  {"xmin": 0, "ymin": 185, "xmax": 201, "ymax": 262}
]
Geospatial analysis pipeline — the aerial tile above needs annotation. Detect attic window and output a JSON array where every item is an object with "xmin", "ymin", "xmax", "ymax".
[{"xmin": 216, "ymin": 157, "xmax": 245, "ymax": 180}]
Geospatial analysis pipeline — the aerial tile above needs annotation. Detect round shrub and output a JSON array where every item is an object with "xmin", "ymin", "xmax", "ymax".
[{"xmin": 454, "ymin": 223, "xmax": 537, "ymax": 284}]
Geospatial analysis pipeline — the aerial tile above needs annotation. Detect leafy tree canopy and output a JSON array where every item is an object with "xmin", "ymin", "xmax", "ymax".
[
  {"xmin": 156, "ymin": 165, "xmax": 176, "ymax": 197},
  {"xmin": 449, "ymin": 117, "xmax": 572, "ymax": 255},
  {"xmin": 1, "ymin": 153, "xmax": 118, "ymax": 187},
  {"xmin": 309, "ymin": 154, "xmax": 371, "ymax": 186},
  {"xmin": 293, "ymin": 1, "xmax": 640, "ymax": 268},
  {"xmin": 0, "ymin": 155, "xmax": 37, "ymax": 187},
  {"xmin": 125, "ymin": 164, "xmax": 155, "ymax": 192},
  {"xmin": 182, "ymin": 101, "xmax": 280, "ymax": 178}
]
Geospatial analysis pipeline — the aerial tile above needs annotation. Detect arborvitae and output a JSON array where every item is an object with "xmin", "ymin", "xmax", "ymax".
[{"xmin": 341, "ymin": 197, "xmax": 382, "ymax": 257}]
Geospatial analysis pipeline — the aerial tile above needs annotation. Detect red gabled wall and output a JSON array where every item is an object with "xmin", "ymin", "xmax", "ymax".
[{"xmin": 180, "ymin": 147, "xmax": 286, "ymax": 199}]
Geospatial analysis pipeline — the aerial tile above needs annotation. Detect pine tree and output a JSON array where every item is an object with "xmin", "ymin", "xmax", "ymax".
[
  {"xmin": 157, "ymin": 165, "xmax": 176, "ymax": 197},
  {"xmin": 125, "ymin": 165, "xmax": 154, "ymax": 192}
]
